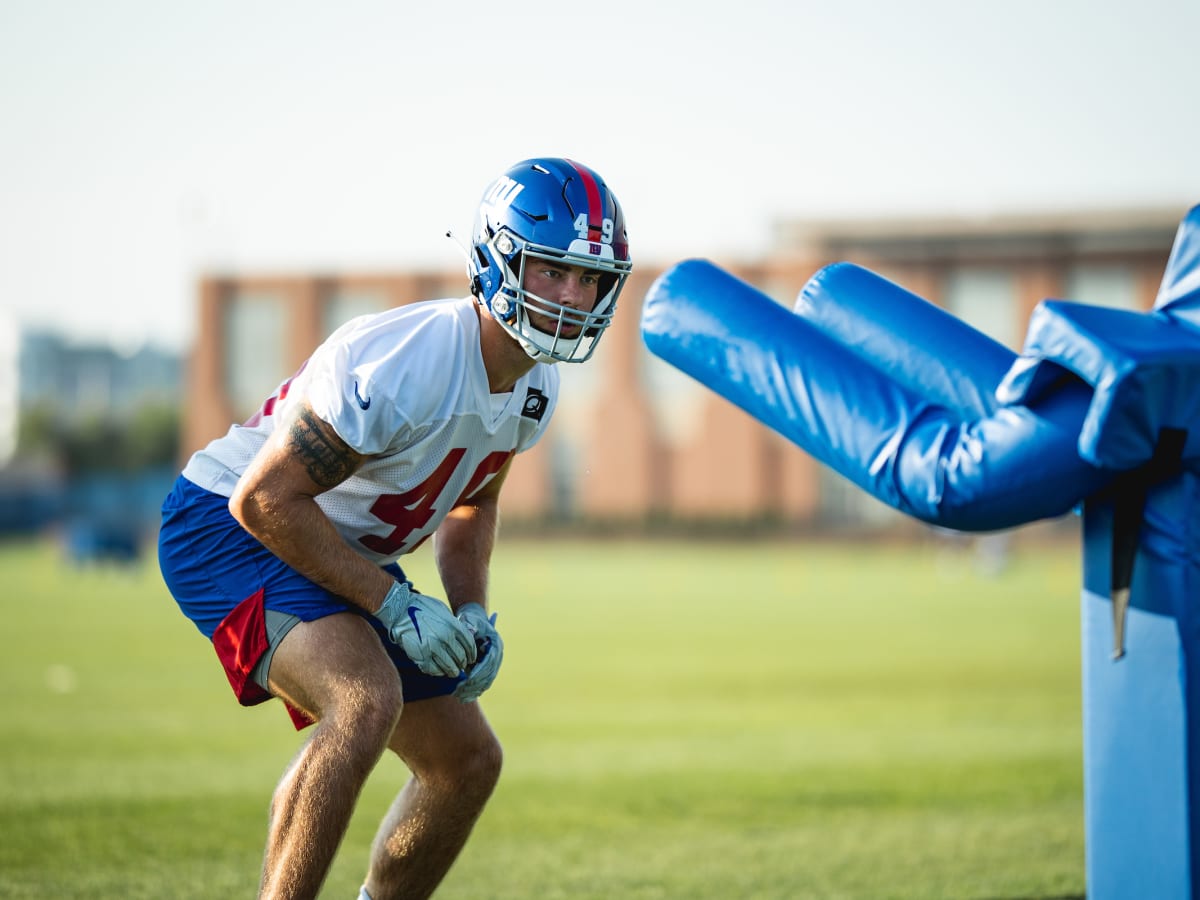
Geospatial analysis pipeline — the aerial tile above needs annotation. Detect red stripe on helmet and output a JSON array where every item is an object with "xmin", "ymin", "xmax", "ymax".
[{"xmin": 568, "ymin": 160, "xmax": 604, "ymax": 238}]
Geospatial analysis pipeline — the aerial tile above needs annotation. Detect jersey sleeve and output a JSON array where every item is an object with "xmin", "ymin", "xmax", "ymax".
[{"xmin": 303, "ymin": 315, "xmax": 459, "ymax": 456}]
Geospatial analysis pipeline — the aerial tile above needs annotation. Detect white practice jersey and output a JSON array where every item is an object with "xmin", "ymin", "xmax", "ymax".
[{"xmin": 183, "ymin": 296, "xmax": 559, "ymax": 565}]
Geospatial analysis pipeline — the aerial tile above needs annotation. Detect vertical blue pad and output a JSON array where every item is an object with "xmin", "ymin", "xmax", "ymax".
[{"xmin": 1156, "ymin": 204, "xmax": 1200, "ymax": 318}]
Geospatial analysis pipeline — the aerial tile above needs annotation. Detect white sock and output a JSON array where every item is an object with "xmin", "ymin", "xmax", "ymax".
[{"xmin": 358, "ymin": 887, "xmax": 373, "ymax": 900}]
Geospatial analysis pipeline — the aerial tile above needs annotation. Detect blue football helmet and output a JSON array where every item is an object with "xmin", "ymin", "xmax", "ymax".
[{"xmin": 469, "ymin": 158, "xmax": 632, "ymax": 363}]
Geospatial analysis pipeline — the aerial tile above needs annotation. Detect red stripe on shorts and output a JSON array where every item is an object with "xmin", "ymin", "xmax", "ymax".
[{"xmin": 212, "ymin": 588, "xmax": 315, "ymax": 730}]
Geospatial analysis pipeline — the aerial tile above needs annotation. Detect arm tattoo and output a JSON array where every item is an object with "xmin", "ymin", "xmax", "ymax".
[{"xmin": 287, "ymin": 406, "xmax": 359, "ymax": 489}]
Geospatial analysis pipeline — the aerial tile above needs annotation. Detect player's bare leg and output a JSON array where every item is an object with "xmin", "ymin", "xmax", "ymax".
[
  {"xmin": 257, "ymin": 613, "xmax": 405, "ymax": 900},
  {"xmin": 363, "ymin": 696, "xmax": 502, "ymax": 900}
]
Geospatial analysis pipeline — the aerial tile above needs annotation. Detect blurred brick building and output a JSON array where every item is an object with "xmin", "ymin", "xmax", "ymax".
[{"xmin": 181, "ymin": 207, "xmax": 1184, "ymax": 531}]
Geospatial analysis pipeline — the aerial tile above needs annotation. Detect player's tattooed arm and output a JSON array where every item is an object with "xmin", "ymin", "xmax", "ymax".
[
  {"xmin": 285, "ymin": 402, "xmax": 365, "ymax": 489},
  {"xmin": 229, "ymin": 399, "xmax": 388, "ymax": 612}
]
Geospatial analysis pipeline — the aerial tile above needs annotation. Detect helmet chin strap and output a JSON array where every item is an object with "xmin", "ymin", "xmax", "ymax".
[{"xmin": 520, "ymin": 340, "xmax": 561, "ymax": 365}]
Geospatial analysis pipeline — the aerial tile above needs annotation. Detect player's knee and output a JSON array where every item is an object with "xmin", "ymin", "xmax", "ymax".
[
  {"xmin": 410, "ymin": 727, "xmax": 502, "ymax": 799},
  {"xmin": 454, "ymin": 731, "xmax": 503, "ymax": 798},
  {"xmin": 477, "ymin": 731, "xmax": 504, "ymax": 781},
  {"xmin": 329, "ymin": 676, "xmax": 404, "ymax": 745},
  {"xmin": 361, "ymin": 678, "xmax": 405, "ymax": 734}
]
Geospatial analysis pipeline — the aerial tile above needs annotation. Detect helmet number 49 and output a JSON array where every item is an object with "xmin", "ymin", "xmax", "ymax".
[{"xmin": 574, "ymin": 214, "xmax": 615, "ymax": 244}]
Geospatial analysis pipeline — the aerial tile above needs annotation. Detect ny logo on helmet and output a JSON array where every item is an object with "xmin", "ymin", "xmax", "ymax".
[{"xmin": 484, "ymin": 176, "xmax": 524, "ymax": 208}]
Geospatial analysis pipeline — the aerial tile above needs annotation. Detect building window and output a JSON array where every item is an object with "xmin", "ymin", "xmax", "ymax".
[
  {"xmin": 225, "ymin": 292, "xmax": 286, "ymax": 420},
  {"xmin": 1064, "ymin": 263, "xmax": 1138, "ymax": 310},
  {"xmin": 548, "ymin": 356, "xmax": 604, "ymax": 499},
  {"xmin": 640, "ymin": 348, "xmax": 707, "ymax": 448},
  {"xmin": 323, "ymin": 289, "xmax": 390, "ymax": 338},
  {"xmin": 944, "ymin": 268, "xmax": 1019, "ymax": 349}
]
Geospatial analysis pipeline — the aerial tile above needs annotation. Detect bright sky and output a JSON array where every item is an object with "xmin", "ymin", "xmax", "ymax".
[{"xmin": 1, "ymin": 0, "xmax": 1197, "ymax": 352}]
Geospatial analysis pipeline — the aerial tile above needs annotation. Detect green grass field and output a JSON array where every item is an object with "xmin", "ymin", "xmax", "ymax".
[{"xmin": 1, "ymin": 531, "xmax": 1086, "ymax": 899}]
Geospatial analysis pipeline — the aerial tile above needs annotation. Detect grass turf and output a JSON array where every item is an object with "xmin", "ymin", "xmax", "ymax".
[{"xmin": 0, "ymin": 531, "xmax": 1085, "ymax": 898}]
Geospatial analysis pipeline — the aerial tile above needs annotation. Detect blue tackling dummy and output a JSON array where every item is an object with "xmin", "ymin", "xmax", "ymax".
[{"xmin": 641, "ymin": 205, "xmax": 1200, "ymax": 899}]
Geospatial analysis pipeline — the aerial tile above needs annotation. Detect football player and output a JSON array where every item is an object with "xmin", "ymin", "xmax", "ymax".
[{"xmin": 158, "ymin": 158, "xmax": 631, "ymax": 899}]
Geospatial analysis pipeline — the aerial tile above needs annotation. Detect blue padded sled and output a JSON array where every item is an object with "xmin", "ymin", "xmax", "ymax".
[
  {"xmin": 1006, "ymin": 206, "xmax": 1200, "ymax": 899},
  {"xmin": 641, "ymin": 203, "xmax": 1200, "ymax": 899}
]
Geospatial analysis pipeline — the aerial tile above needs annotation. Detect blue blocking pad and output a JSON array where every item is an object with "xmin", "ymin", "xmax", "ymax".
[
  {"xmin": 793, "ymin": 262, "xmax": 1013, "ymax": 417},
  {"xmin": 641, "ymin": 259, "xmax": 1112, "ymax": 531},
  {"xmin": 998, "ymin": 300, "xmax": 1200, "ymax": 469}
]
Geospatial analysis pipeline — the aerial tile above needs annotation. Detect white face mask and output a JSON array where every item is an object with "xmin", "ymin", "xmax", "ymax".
[{"xmin": 485, "ymin": 234, "xmax": 628, "ymax": 364}]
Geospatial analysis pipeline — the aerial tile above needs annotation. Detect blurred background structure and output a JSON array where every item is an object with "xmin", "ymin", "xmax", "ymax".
[
  {"xmin": 0, "ymin": 205, "xmax": 1185, "ymax": 552},
  {"xmin": 2, "ymin": 0, "xmax": 1196, "ymax": 555},
  {"xmin": 0, "ymin": 326, "xmax": 180, "ymax": 554}
]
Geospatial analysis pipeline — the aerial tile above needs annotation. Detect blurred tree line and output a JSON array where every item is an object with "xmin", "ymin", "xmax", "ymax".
[{"xmin": 16, "ymin": 402, "xmax": 180, "ymax": 475}]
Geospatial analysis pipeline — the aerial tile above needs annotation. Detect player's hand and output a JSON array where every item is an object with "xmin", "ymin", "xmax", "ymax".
[
  {"xmin": 453, "ymin": 603, "xmax": 504, "ymax": 703},
  {"xmin": 375, "ymin": 581, "xmax": 477, "ymax": 677}
]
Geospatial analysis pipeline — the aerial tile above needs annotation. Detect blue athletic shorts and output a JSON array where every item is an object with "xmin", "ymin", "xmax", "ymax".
[{"xmin": 158, "ymin": 475, "xmax": 462, "ymax": 727}]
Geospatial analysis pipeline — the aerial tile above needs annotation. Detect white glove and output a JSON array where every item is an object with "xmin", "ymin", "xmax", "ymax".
[
  {"xmin": 453, "ymin": 603, "xmax": 504, "ymax": 703},
  {"xmin": 375, "ymin": 581, "xmax": 477, "ymax": 677}
]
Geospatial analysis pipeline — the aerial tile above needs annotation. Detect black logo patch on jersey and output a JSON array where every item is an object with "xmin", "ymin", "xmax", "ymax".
[{"xmin": 522, "ymin": 387, "xmax": 548, "ymax": 422}]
